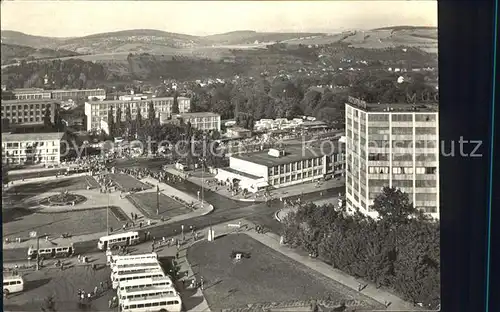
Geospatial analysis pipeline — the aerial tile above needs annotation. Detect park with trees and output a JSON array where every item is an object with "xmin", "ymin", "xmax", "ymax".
[{"xmin": 281, "ymin": 186, "xmax": 440, "ymax": 309}]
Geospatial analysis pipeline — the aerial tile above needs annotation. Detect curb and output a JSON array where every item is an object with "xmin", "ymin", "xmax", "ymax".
[{"xmin": 274, "ymin": 210, "xmax": 282, "ymax": 223}]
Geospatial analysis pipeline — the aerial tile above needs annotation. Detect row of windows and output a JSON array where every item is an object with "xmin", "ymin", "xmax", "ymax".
[
  {"xmin": 367, "ymin": 166, "xmax": 437, "ymax": 175},
  {"xmin": 368, "ymin": 179, "xmax": 437, "ymax": 188},
  {"xmin": 4, "ymin": 141, "xmax": 57, "ymax": 148},
  {"xmin": 418, "ymin": 206, "xmax": 438, "ymax": 213},
  {"xmin": 270, "ymin": 170, "xmax": 323, "ymax": 185},
  {"xmin": 366, "ymin": 114, "xmax": 437, "ymax": 122},
  {"xmin": 2, "ymin": 103, "xmax": 52, "ymax": 110},
  {"xmin": 367, "ymin": 153, "xmax": 438, "ymax": 162},
  {"xmin": 268, "ymin": 158, "xmax": 323, "ymax": 176}
]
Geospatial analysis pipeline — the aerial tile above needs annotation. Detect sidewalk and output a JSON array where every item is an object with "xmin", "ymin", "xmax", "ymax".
[
  {"xmin": 2, "ymin": 199, "xmax": 213, "ymax": 250},
  {"xmin": 243, "ymin": 224, "xmax": 417, "ymax": 311},
  {"xmin": 164, "ymin": 166, "xmax": 345, "ymax": 202}
]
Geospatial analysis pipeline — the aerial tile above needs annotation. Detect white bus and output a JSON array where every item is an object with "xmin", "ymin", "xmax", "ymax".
[
  {"xmin": 3, "ymin": 275, "xmax": 25, "ymax": 296},
  {"xmin": 112, "ymin": 270, "xmax": 166, "ymax": 289},
  {"xmin": 119, "ymin": 286, "xmax": 179, "ymax": 303},
  {"xmin": 117, "ymin": 276, "xmax": 173, "ymax": 295},
  {"xmin": 121, "ymin": 294, "xmax": 182, "ymax": 312},
  {"xmin": 97, "ymin": 231, "xmax": 141, "ymax": 250},
  {"xmin": 110, "ymin": 253, "xmax": 158, "ymax": 266},
  {"xmin": 111, "ymin": 264, "xmax": 163, "ymax": 280},
  {"xmin": 112, "ymin": 259, "xmax": 161, "ymax": 272}
]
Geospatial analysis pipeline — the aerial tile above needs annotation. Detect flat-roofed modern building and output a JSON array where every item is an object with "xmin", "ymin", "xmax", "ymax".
[
  {"xmin": 175, "ymin": 112, "xmax": 221, "ymax": 132},
  {"xmin": 1, "ymin": 99, "xmax": 60, "ymax": 126},
  {"xmin": 1, "ymin": 132, "xmax": 66, "ymax": 165},
  {"xmin": 51, "ymin": 88, "xmax": 106, "ymax": 101},
  {"xmin": 11, "ymin": 88, "xmax": 52, "ymax": 100},
  {"xmin": 345, "ymin": 96, "xmax": 439, "ymax": 219},
  {"xmin": 84, "ymin": 96, "xmax": 191, "ymax": 132},
  {"xmin": 215, "ymin": 142, "xmax": 345, "ymax": 193}
]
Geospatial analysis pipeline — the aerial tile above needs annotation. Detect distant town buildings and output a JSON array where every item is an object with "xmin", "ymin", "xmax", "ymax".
[
  {"xmin": 1, "ymin": 132, "xmax": 66, "ymax": 166},
  {"xmin": 253, "ymin": 116, "xmax": 323, "ymax": 132},
  {"xmin": 345, "ymin": 96, "xmax": 439, "ymax": 219},
  {"xmin": 1, "ymin": 99, "xmax": 60, "ymax": 126},
  {"xmin": 84, "ymin": 96, "xmax": 190, "ymax": 132},
  {"xmin": 226, "ymin": 126, "xmax": 252, "ymax": 139},
  {"xmin": 10, "ymin": 88, "xmax": 106, "ymax": 101},
  {"xmin": 11, "ymin": 88, "xmax": 52, "ymax": 100}
]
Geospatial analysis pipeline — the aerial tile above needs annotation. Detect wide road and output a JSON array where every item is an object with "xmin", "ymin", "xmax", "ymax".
[{"xmin": 2, "ymin": 184, "xmax": 343, "ymax": 262}]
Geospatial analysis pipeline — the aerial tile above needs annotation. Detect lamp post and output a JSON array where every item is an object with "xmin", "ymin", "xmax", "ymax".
[
  {"xmin": 181, "ymin": 225, "xmax": 184, "ymax": 241},
  {"xmin": 156, "ymin": 185, "xmax": 160, "ymax": 215}
]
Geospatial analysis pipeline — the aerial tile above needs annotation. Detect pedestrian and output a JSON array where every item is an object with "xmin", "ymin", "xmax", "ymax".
[
  {"xmin": 94, "ymin": 286, "xmax": 98, "ymax": 295},
  {"xmin": 77, "ymin": 254, "xmax": 81, "ymax": 263},
  {"xmin": 87, "ymin": 292, "xmax": 92, "ymax": 301},
  {"xmin": 139, "ymin": 222, "xmax": 143, "ymax": 228},
  {"xmin": 60, "ymin": 262, "xmax": 64, "ymax": 271},
  {"xmin": 108, "ymin": 299, "xmax": 112, "ymax": 309},
  {"xmin": 100, "ymin": 281, "xmax": 104, "ymax": 291},
  {"xmin": 176, "ymin": 252, "xmax": 179, "ymax": 259},
  {"xmin": 131, "ymin": 212, "xmax": 134, "ymax": 219}
]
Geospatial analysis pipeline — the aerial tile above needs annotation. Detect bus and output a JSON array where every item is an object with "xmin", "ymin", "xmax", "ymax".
[
  {"xmin": 117, "ymin": 276, "xmax": 173, "ymax": 295},
  {"xmin": 121, "ymin": 294, "xmax": 182, "ymax": 312},
  {"xmin": 27, "ymin": 243, "xmax": 74, "ymax": 260},
  {"xmin": 112, "ymin": 259, "xmax": 161, "ymax": 272},
  {"xmin": 112, "ymin": 270, "xmax": 166, "ymax": 289},
  {"xmin": 3, "ymin": 275, "xmax": 25, "ymax": 296},
  {"xmin": 119, "ymin": 286, "xmax": 179, "ymax": 303},
  {"xmin": 110, "ymin": 253, "xmax": 158, "ymax": 266},
  {"xmin": 111, "ymin": 264, "xmax": 163, "ymax": 280},
  {"xmin": 97, "ymin": 231, "xmax": 141, "ymax": 250}
]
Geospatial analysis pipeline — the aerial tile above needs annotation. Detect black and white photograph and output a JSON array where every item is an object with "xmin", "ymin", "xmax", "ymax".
[{"xmin": 1, "ymin": 1, "xmax": 440, "ymax": 311}]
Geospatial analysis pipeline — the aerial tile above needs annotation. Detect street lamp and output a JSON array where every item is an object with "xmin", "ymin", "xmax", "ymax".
[{"xmin": 156, "ymin": 185, "xmax": 160, "ymax": 215}]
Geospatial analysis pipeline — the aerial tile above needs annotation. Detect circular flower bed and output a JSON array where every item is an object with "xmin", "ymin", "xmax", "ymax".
[{"xmin": 39, "ymin": 191, "xmax": 87, "ymax": 207}]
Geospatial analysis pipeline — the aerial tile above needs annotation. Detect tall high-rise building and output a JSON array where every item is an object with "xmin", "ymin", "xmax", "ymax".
[{"xmin": 345, "ymin": 97, "xmax": 439, "ymax": 219}]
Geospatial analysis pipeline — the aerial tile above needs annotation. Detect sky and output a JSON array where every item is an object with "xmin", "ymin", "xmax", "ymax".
[{"xmin": 1, "ymin": 1, "xmax": 437, "ymax": 37}]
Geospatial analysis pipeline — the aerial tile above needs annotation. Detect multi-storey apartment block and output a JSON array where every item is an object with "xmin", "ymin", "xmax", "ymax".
[
  {"xmin": 84, "ymin": 96, "xmax": 191, "ymax": 132},
  {"xmin": 345, "ymin": 96, "xmax": 439, "ymax": 219},
  {"xmin": 1, "ymin": 99, "xmax": 60, "ymax": 125},
  {"xmin": 11, "ymin": 88, "xmax": 52, "ymax": 100},
  {"xmin": 176, "ymin": 112, "xmax": 221, "ymax": 132},
  {"xmin": 51, "ymin": 88, "xmax": 106, "ymax": 100},
  {"xmin": 2, "ymin": 132, "xmax": 66, "ymax": 165}
]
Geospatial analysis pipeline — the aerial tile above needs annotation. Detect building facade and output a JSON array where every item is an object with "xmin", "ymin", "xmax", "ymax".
[
  {"xmin": 12, "ymin": 88, "xmax": 52, "ymax": 100},
  {"xmin": 2, "ymin": 132, "xmax": 66, "ymax": 165},
  {"xmin": 177, "ymin": 112, "xmax": 221, "ymax": 132},
  {"xmin": 345, "ymin": 97, "xmax": 439, "ymax": 219},
  {"xmin": 51, "ymin": 88, "xmax": 106, "ymax": 101},
  {"xmin": 1, "ymin": 99, "xmax": 60, "ymax": 125},
  {"xmin": 216, "ymin": 143, "xmax": 345, "ymax": 193},
  {"xmin": 84, "ymin": 96, "xmax": 191, "ymax": 131}
]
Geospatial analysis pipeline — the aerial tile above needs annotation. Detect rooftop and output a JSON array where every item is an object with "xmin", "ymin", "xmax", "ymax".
[
  {"xmin": 346, "ymin": 96, "xmax": 438, "ymax": 113},
  {"xmin": 52, "ymin": 88, "xmax": 105, "ymax": 92},
  {"xmin": 220, "ymin": 167, "xmax": 262, "ymax": 180},
  {"xmin": 231, "ymin": 143, "xmax": 343, "ymax": 167},
  {"xmin": 2, "ymin": 99, "xmax": 59, "ymax": 104},
  {"xmin": 2, "ymin": 132, "xmax": 65, "ymax": 142},
  {"xmin": 86, "ymin": 96, "xmax": 189, "ymax": 103},
  {"xmin": 12, "ymin": 88, "xmax": 47, "ymax": 94}
]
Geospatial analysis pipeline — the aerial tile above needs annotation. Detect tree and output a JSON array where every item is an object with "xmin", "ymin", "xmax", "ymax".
[
  {"xmin": 172, "ymin": 92, "xmax": 180, "ymax": 114},
  {"xmin": 136, "ymin": 108, "xmax": 143, "ymax": 128},
  {"xmin": 147, "ymin": 101, "xmax": 156, "ymax": 124},
  {"xmin": 115, "ymin": 106, "xmax": 122, "ymax": 135},
  {"xmin": 53, "ymin": 106, "xmax": 64, "ymax": 132},
  {"xmin": 371, "ymin": 187, "xmax": 421, "ymax": 224},
  {"xmin": 43, "ymin": 106, "xmax": 53, "ymax": 130},
  {"xmin": 125, "ymin": 104, "xmax": 133, "ymax": 138}
]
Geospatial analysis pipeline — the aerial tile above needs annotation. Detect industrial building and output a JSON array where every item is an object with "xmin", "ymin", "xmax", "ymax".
[
  {"xmin": 11, "ymin": 88, "xmax": 52, "ymax": 100},
  {"xmin": 51, "ymin": 88, "xmax": 106, "ymax": 101},
  {"xmin": 345, "ymin": 96, "xmax": 439, "ymax": 219},
  {"xmin": 84, "ymin": 96, "xmax": 191, "ymax": 132},
  {"xmin": 2, "ymin": 132, "xmax": 66, "ymax": 166}
]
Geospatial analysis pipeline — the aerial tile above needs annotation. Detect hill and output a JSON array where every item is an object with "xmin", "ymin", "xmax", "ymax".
[
  {"xmin": 1, "ymin": 30, "xmax": 67, "ymax": 48},
  {"xmin": 0, "ymin": 26, "xmax": 438, "ymax": 57},
  {"xmin": 1, "ymin": 43, "xmax": 82, "ymax": 65}
]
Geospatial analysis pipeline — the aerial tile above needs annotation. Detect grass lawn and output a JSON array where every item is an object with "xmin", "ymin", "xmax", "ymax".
[
  {"xmin": 3, "ymin": 266, "xmax": 114, "ymax": 311},
  {"xmin": 2, "ymin": 207, "xmax": 123, "ymax": 239},
  {"xmin": 105, "ymin": 173, "xmax": 151, "ymax": 191},
  {"xmin": 127, "ymin": 192, "xmax": 191, "ymax": 220},
  {"xmin": 186, "ymin": 234, "xmax": 382, "ymax": 311},
  {"xmin": 4, "ymin": 176, "xmax": 100, "ymax": 203}
]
